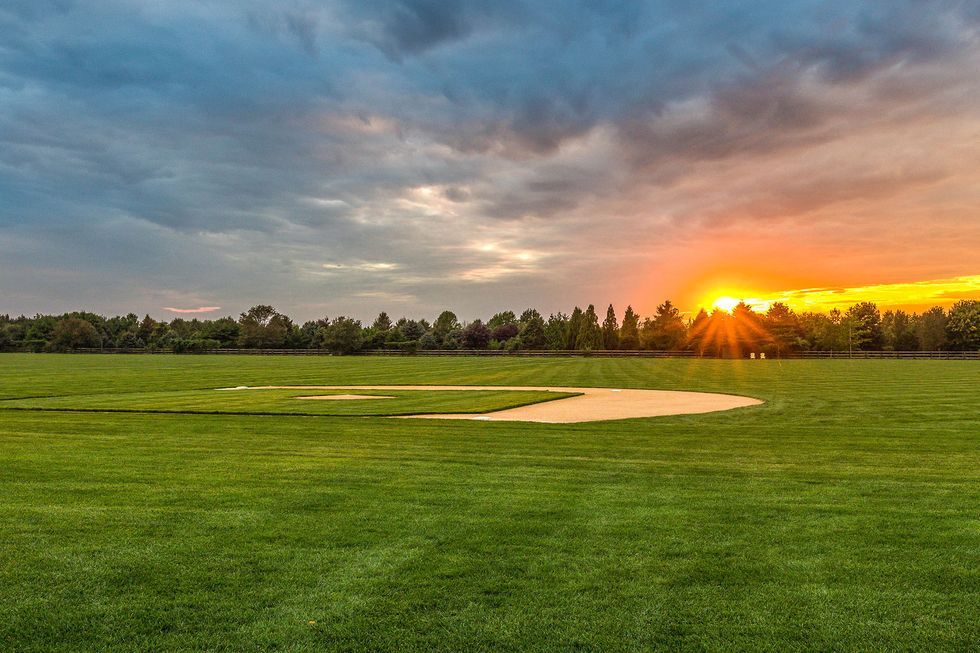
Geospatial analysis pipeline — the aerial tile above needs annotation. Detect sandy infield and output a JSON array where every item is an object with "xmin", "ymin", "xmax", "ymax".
[{"xmin": 222, "ymin": 385, "xmax": 762, "ymax": 423}]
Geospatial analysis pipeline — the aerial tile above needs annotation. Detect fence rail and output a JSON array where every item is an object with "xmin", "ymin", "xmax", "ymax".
[
  {"xmin": 11, "ymin": 347, "xmax": 977, "ymax": 359},
  {"xmin": 799, "ymin": 350, "xmax": 979, "ymax": 359}
]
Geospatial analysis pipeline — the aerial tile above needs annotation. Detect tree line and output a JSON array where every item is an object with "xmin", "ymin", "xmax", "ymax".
[{"xmin": 1, "ymin": 299, "xmax": 978, "ymax": 355}]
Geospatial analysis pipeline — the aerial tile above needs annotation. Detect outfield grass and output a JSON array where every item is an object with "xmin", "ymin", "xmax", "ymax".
[
  {"xmin": 0, "ymin": 354, "xmax": 977, "ymax": 651},
  {"xmin": 2, "ymin": 388, "xmax": 576, "ymax": 417}
]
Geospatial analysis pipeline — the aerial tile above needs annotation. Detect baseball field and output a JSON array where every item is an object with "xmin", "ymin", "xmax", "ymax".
[{"xmin": 0, "ymin": 354, "xmax": 977, "ymax": 651}]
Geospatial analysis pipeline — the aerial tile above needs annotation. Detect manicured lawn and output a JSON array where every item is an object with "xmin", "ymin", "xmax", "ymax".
[
  {"xmin": 0, "ymin": 354, "xmax": 977, "ymax": 651},
  {"xmin": 2, "ymin": 388, "xmax": 576, "ymax": 417}
]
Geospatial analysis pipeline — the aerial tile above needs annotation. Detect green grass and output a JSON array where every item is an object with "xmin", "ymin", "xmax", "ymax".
[
  {"xmin": 0, "ymin": 354, "xmax": 977, "ymax": 651},
  {"xmin": 1, "ymin": 388, "xmax": 576, "ymax": 417}
]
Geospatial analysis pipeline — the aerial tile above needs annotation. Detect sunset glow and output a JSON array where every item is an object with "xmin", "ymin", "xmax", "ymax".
[
  {"xmin": 710, "ymin": 297, "xmax": 742, "ymax": 314},
  {"xmin": 697, "ymin": 275, "xmax": 980, "ymax": 315}
]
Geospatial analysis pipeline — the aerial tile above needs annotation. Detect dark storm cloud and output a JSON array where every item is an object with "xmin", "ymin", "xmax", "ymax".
[{"xmin": 1, "ymin": 0, "xmax": 978, "ymax": 319}]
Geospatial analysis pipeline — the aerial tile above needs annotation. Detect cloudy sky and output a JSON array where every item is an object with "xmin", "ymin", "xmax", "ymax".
[{"xmin": 2, "ymin": 0, "xmax": 979, "ymax": 321}]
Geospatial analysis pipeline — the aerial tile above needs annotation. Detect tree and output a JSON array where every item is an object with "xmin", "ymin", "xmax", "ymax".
[
  {"xmin": 200, "ymin": 316, "xmax": 240, "ymax": 347},
  {"xmin": 444, "ymin": 328, "xmax": 464, "ymax": 350},
  {"xmin": 372, "ymin": 312, "xmax": 392, "ymax": 332},
  {"xmin": 730, "ymin": 302, "xmax": 765, "ymax": 355},
  {"xmin": 519, "ymin": 309, "xmax": 541, "ymax": 326},
  {"xmin": 642, "ymin": 300, "xmax": 686, "ymax": 350},
  {"xmin": 575, "ymin": 305, "xmax": 603, "ymax": 350},
  {"xmin": 844, "ymin": 302, "xmax": 883, "ymax": 351},
  {"xmin": 47, "ymin": 317, "xmax": 100, "ymax": 351},
  {"xmin": 396, "ymin": 318, "xmax": 426, "ymax": 341},
  {"xmin": 945, "ymin": 300, "xmax": 980, "ymax": 351},
  {"xmin": 25, "ymin": 315, "xmax": 58, "ymax": 350},
  {"xmin": 237, "ymin": 305, "xmax": 291, "ymax": 348},
  {"xmin": 137, "ymin": 315, "xmax": 157, "ymax": 343},
  {"xmin": 431, "ymin": 311, "xmax": 459, "ymax": 344},
  {"xmin": 359, "ymin": 327, "xmax": 387, "ymax": 350},
  {"xmin": 488, "ymin": 311, "xmax": 517, "ymax": 330},
  {"xmin": 419, "ymin": 331, "xmax": 440, "ymax": 350},
  {"xmin": 809, "ymin": 309, "xmax": 850, "ymax": 351},
  {"xmin": 320, "ymin": 316, "xmax": 363, "ymax": 354},
  {"xmin": 601, "ymin": 305, "xmax": 619, "ymax": 350},
  {"xmin": 764, "ymin": 302, "xmax": 802, "ymax": 357},
  {"xmin": 519, "ymin": 312, "xmax": 547, "ymax": 349},
  {"xmin": 544, "ymin": 313, "xmax": 569, "ymax": 351},
  {"xmin": 461, "ymin": 320, "xmax": 491, "ymax": 349},
  {"xmin": 566, "ymin": 307, "xmax": 584, "ymax": 349},
  {"xmin": 619, "ymin": 306, "xmax": 640, "ymax": 349},
  {"xmin": 882, "ymin": 310, "xmax": 918, "ymax": 351},
  {"xmin": 491, "ymin": 322, "xmax": 519, "ymax": 342},
  {"xmin": 686, "ymin": 309, "xmax": 710, "ymax": 355},
  {"xmin": 916, "ymin": 307, "xmax": 947, "ymax": 351}
]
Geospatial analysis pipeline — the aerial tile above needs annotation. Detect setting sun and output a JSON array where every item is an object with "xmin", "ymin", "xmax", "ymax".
[{"xmin": 711, "ymin": 296, "xmax": 741, "ymax": 313}]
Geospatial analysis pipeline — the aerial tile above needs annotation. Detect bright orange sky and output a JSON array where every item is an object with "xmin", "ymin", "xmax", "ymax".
[{"xmin": 693, "ymin": 275, "xmax": 980, "ymax": 315}]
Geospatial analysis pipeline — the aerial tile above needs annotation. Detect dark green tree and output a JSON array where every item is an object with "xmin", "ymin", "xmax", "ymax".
[
  {"xmin": 575, "ymin": 305, "xmax": 603, "ymax": 350},
  {"xmin": 396, "ymin": 318, "xmax": 426, "ymax": 341},
  {"xmin": 566, "ymin": 307, "xmax": 584, "ymax": 349},
  {"xmin": 372, "ymin": 312, "xmax": 392, "ymax": 332},
  {"xmin": 619, "ymin": 306, "xmax": 640, "ymax": 349},
  {"xmin": 544, "ymin": 313, "xmax": 569, "ymax": 351},
  {"xmin": 601, "ymin": 304, "xmax": 619, "ymax": 350},
  {"xmin": 431, "ymin": 311, "xmax": 459, "ymax": 344},
  {"xmin": 685, "ymin": 309, "xmax": 710, "ymax": 355},
  {"xmin": 237, "ymin": 305, "xmax": 291, "ymax": 348},
  {"xmin": 200, "ymin": 317, "xmax": 241, "ymax": 347},
  {"xmin": 320, "ymin": 316, "xmax": 363, "ymax": 354},
  {"xmin": 882, "ymin": 310, "xmax": 918, "ymax": 351},
  {"xmin": 945, "ymin": 300, "xmax": 980, "ymax": 350},
  {"xmin": 764, "ymin": 302, "xmax": 803, "ymax": 357},
  {"xmin": 488, "ymin": 311, "xmax": 517, "ymax": 330},
  {"xmin": 845, "ymin": 302, "xmax": 883, "ymax": 351},
  {"xmin": 916, "ymin": 306, "xmax": 947, "ymax": 351},
  {"xmin": 642, "ymin": 300, "xmax": 686, "ymax": 350},
  {"xmin": 519, "ymin": 308, "xmax": 541, "ymax": 326},
  {"xmin": 47, "ymin": 317, "xmax": 101, "ymax": 351},
  {"xmin": 518, "ymin": 311, "xmax": 546, "ymax": 349}
]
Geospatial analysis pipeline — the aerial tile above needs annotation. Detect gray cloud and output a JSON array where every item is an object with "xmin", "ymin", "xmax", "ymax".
[{"xmin": 1, "ymin": 1, "xmax": 978, "ymax": 320}]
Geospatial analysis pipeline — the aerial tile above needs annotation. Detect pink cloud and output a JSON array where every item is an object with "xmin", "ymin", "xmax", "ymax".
[{"xmin": 163, "ymin": 306, "xmax": 222, "ymax": 314}]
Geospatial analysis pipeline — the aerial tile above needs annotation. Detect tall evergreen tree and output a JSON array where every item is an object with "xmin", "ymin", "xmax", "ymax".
[
  {"xmin": 575, "ymin": 305, "xmax": 603, "ymax": 350},
  {"xmin": 544, "ymin": 313, "xmax": 569, "ymax": 351},
  {"xmin": 566, "ymin": 307, "xmax": 584, "ymax": 349},
  {"xmin": 519, "ymin": 313, "xmax": 547, "ymax": 349},
  {"xmin": 372, "ymin": 312, "xmax": 392, "ymax": 332},
  {"xmin": 431, "ymin": 311, "xmax": 459, "ymax": 343},
  {"xmin": 642, "ymin": 300, "xmax": 686, "ymax": 350},
  {"xmin": 619, "ymin": 305, "xmax": 640, "ymax": 349},
  {"xmin": 764, "ymin": 302, "xmax": 802, "ymax": 357},
  {"xmin": 601, "ymin": 304, "xmax": 619, "ymax": 350},
  {"xmin": 686, "ymin": 309, "xmax": 710, "ymax": 355}
]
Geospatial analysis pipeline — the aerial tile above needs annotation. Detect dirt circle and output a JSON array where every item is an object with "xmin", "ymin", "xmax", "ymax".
[{"xmin": 221, "ymin": 385, "xmax": 763, "ymax": 423}]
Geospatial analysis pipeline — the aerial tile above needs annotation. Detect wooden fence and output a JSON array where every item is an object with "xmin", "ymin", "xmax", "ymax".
[{"xmin": 40, "ymin": 347, "xmax": 980, "ymax": 359}]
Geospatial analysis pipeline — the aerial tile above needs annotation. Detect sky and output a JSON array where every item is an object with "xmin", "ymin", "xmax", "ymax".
[{"xmin": 2, "ymin": 0, "xmax": 979, "ymax": 322}]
